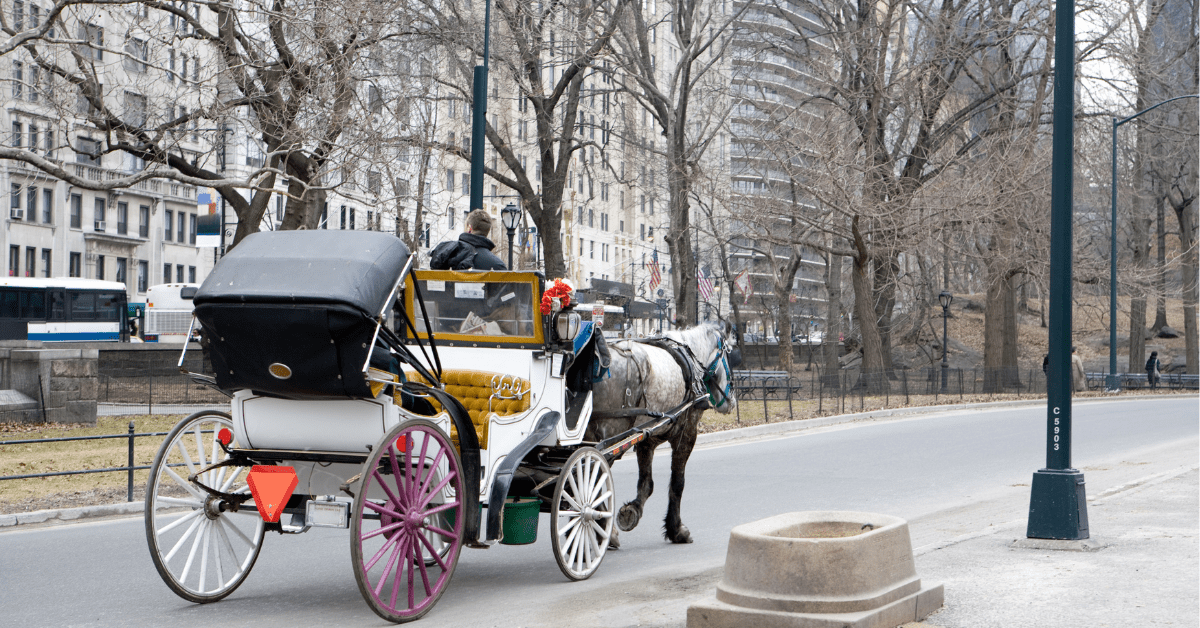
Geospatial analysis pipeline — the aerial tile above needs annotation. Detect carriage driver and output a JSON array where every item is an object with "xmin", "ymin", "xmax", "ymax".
[{"xmin": 430, "ymin": 209, "xmax": 507, "ymax": 271}]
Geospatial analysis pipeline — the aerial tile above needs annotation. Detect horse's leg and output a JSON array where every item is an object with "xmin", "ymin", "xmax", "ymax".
[
  {"xmin": 662, "ymin": 419, "xmax": 699, "ymax": 544},
  {"xmin": 617, "ymin": 438, "xmax": 657, "ymax": 532}
]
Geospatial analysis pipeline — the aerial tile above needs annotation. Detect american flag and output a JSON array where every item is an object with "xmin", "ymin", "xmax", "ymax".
[
  {"xmin": 697, "ymin": 266, "xmax": 715, "ymax": 301},
  {"xmin": 649, "ymin": 249, "xmax": 662, "ymax": 290}
]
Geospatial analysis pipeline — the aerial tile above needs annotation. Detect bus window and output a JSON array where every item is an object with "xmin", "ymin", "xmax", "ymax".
[
  {"xmin": 0, "ymin": 291, "xmax": 18, "ymax": 319},
  {"xmin": 49, "ymin": 291, "xmax": 65, "ymax": 320},
  {"xmin": 70, "ymin": 292, "xmax": 97, "ymax": 320},
  {"xmin": 21, "ymin": 291, "xmax": 45, "ymax": 320},
  {"xmin": 97, "ymin": 293, "xmax": 123, "ymax": 321}
]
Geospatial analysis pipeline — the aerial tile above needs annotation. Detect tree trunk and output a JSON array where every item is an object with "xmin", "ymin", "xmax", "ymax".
[
  {"xmin": 1152, "ymin": 190, "xmax": 1169, "ymax": 331},
  {"xmin": 1174, "ymin": 201, "xmax": 1198, "ymax": 374},
  {"xmin": 823, "ymin": 252, "xmax": 844, "ymax": 386},
  {"xmin": 665, "ymin": 154, "xmax": 696, "ymax": 328},
  {"xmin": 851, "ymin": 252, "xmax": 886, "ymax": 391},
  {"xmin": 872, "ymin": 254, "xmax": 898, "ymax": 373},
  {"xmin": 1128, "ymin": 213, "xmax": 1152, "ymax": 372}
]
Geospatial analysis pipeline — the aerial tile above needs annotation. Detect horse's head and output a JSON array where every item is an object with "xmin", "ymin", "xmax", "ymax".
[{"xmin": 699, "ymin": 322, "xmax": 738, "ymax": 414}]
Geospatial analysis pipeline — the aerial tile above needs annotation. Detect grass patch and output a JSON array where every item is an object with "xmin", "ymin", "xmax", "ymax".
[{"xmin": 0, "ymin": 415, "xmax": 190, "ymax": 513}]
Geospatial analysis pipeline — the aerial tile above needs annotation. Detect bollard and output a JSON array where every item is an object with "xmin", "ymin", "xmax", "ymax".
[{"xmin": 127, "ymin": 420, "xmax": 135, "ymax": 502}]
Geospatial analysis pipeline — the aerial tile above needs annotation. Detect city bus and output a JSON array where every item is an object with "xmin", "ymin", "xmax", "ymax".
[
  {"xmin": 143, "ymin": 283, "xmax": 199, "ymax": 343},
  {"xmin": 0, "ymin": 278, "xmax": 128, "ymax": 342}
]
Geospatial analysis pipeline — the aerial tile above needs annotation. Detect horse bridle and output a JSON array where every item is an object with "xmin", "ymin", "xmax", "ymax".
[{"xmin": 702, "ymin": 330, "xmax": 734, "ymax": 410}]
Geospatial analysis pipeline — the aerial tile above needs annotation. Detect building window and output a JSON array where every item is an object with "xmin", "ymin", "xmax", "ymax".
[
  {"xmin": 94, "ymin": 198, "xmax": 106, "ymax": 231},
  {"xmin": 95, "ymin": 254, "xmax": 105, "ymax": 280},
  {"xmin": 188, "ymin": 266, "xmax": 196, "ymax": 283},
  {"xmin": 11, "ymin": 120, "xmax": 21, "ymax": 147},
  {"xmin": 124, "ymin": 38, "xmax": 148, "ymax": 73},
  {"xmin": 164, "ymin": 210, "xmax": 173, "ymax": 241},
  {"xmin": 26, "ymin": 186, "xmax": 36, "ymax": 219},
  {"xmin": 115, "ymin": 257, "xmax": 127, "ymax": 285},
  {"xmin": 139, "ymin": 205, "xmax": 149, "ymax": 237},
  {"xmin": 590, "ymin": 240, "xmax": 594, "ymax": 259},
  {"xmin": 84, "ymin": 23, "xmax": 103, "ymax": 60},
  {"xmin": 446, "ymin": 169, "xmax": 454, "ymax": 193},
  {"xmin": 69, "ymin": 252, "xmax": 81, "ymax": 278},
  {"xmin": 70, "ymin": 194, "xmax": 82, "ymax": 228},
  {"xmin": 41, "ymin": 188, "xmax": 51, "ymax": 223},
  {"xmin": 274, "ymin": 195, "xmax": 283, "ymax": 222},
  {"xmin": 9, "ymin": 246, "xmax": 19, "ymax": 276},
  {"xmin": 24, "ymin": 247, "xmax": 34, "ymax": 277},
  {"xmin": 588, "ymin": 209, "xmax": 594, "ymax": 228},
  {"xmin": 640, "ymin": 223, "xmax": 645, "ymax": 240},
  {"xmin": 162, "ymin": 263, "xmax": 171, "ymax": 284},
  {"xmin": 189, "ymin": 214, "xmax": 196, "ymax": 244},
  {"xmin": 116, "ymin": 201, "xmax": 128, "ymax": 235},
  {"xmin": 461, "ymin": 173, "xmax": 469, "ymax": 196},
  {"xmin": 137, "ymin": 260, "xmax": 148, "ymax": 292},
  {"xmin": 40, "ymin": 249, "xmax": 50, "ymax": 277},
  {"xmin": 177, "ymin": 211, "xmax": 185, "ymax": 242},
  {"xmin": 340, "ymin": 205, "xmax": 347, "ymax": 229},
  {"xmin": 349, "ymin": 208, "xmax": 356, "ymax": 230},
  {"xmin": 11, "ymin": 62, "xmax": 21, "ymax": 100},
  {"xmin": 75, "ymin": 137, "xmax": 101, "ymax": 166},
  {"xmin": 175, "ymin": 264, "xmax": 184, "ymax": 283},
  {"xmin": 10, "ymin": 184, "xmax": 20, "ymax": 219}
]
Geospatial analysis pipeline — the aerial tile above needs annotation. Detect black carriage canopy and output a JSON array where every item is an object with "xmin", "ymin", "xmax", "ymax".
[{"xmin": 194, "ymin": 230, "xmax": 412, "ymax": 400}]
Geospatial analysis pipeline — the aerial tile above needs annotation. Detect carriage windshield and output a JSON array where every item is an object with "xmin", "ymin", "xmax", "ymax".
[{"xmin": 404, "ymin": 270, "xmax": 544, "ymax": 345}]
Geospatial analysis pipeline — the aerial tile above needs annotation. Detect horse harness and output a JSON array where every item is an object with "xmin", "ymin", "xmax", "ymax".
[{"xmin": 591, "ymin": 334, "xmax": 714, "ymax": 423}]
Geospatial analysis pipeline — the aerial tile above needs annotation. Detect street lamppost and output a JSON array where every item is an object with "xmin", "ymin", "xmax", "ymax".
[
  {"xmin": 500, "ymin": 203, "xmax": 519, "ymax": 269},
  {"xmin": 939, "ymin": 290, "xmax": 953, "ymax": 392},
  {"xmin": 1106, "ymin": 94, "xmax": 1199, "ymax": 393}
]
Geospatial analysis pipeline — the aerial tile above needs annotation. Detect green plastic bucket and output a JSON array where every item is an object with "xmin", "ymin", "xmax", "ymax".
[{"xmin": 500, "ymin": 497, "xmax": 541, "ymax": 545}]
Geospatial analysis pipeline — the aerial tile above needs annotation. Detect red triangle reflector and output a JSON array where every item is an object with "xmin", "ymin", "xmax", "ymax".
[{"xmin": 246, "ymin": 465, "xmax": 298, "ymax": 523}]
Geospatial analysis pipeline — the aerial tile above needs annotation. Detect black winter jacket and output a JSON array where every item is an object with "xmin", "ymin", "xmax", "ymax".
[{"xmin": 429, "ymin": 232, "xmax": 507, "ymax": 271}]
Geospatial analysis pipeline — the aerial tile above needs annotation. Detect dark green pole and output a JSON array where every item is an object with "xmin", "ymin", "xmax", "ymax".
[
  {"xmin": 1026, "ymin": 0, "xmax": 1088, "ymax": 540},
  {"xmin": 469, "ymin": 0, "xmax": 493, "ymax": 214}
]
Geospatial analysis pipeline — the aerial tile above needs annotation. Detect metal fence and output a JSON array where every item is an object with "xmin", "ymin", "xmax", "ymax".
[
  {"xmin": 729, "ymin": 366, "xmax": 1197, "ymax": 424},
  {"xmin": 0, "ymin": 422, "xmax": 188, "ymax": 502},
  {"xmin": 98, "ymin": 373, "xmax": 229, "ymax": 415}
]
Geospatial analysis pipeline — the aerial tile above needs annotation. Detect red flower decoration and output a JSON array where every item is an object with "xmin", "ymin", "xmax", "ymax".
[{"xmin": 540, "ymin": 279, "xmax": 574, "ymax": 315}]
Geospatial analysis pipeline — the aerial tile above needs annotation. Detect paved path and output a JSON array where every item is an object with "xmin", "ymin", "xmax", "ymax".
[{"xmin": 1, "ymin": 396, "xmax": 1195, "ymax": 627}]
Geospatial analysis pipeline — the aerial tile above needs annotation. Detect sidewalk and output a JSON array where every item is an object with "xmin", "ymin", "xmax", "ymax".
[{"xmin": 910, "ymin": 466, "xmax": 1199, "ymax": 628}]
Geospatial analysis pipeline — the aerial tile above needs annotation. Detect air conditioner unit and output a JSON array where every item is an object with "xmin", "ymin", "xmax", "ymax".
[
  {"xmin": 94, "ymin": 221, "xmax": 107, "ymax": 231},
  {"xmin": 9, "ymin": 209, "xmax": 23, "ymax": 220}
]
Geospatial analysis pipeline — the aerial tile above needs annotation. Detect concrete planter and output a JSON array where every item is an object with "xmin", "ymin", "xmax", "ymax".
[{"xmin": 689, "ymin": 511, "xmax": 943, "ymax": 628}]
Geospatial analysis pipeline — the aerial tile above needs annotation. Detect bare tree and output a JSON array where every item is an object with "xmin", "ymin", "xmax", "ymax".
[{"xmin": 607, "ymin": 0, "xmax": 745, "ymax": 326}]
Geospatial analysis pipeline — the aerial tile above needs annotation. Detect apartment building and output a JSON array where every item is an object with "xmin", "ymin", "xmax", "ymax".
[{"xmin": 3, "ymin": 1, "xmax": 215, "ymax": 303}]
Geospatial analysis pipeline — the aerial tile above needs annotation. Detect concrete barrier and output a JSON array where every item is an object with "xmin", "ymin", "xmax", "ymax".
[{"xmin": 688, "ymin": 511, "xmax": 943, "ymax": 628}]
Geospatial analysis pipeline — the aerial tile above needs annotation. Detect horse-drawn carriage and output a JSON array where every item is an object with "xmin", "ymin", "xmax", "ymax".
[{"xmin": 143, "ymin": 230, "xmax": 735, "ymax": 622}]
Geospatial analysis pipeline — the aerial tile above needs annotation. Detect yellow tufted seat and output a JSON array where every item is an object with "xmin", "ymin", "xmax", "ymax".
[{"xmin": 402, "ymin": 369, "xmax": 532, "ymax": 448}]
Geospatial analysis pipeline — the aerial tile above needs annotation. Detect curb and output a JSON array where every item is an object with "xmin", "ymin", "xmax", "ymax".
[
  {"xmin": 695, "ymin": 393, "xmax": 1196, "ymax": 447},
  {"xmin": 0, "ymin": 500, "xmax": 143, "ymax": 529},
  {"xmin": 3, "ymin": 394, "xmax": 1193, "ymax": 530}
]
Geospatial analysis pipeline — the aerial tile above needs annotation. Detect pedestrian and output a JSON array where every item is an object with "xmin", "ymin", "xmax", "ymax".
[
  {"xmin": 429, "ymin": 209, "xmax": 507, "ymax": 271},
  {"xmin": 1145, "ymin": 351, "xmax": 1161, "ymax": 390},
  {"xmin": 1070, "ymin": 346, "xmax": 1086, "ymax": 392},
  {"xmin": 1042, "ymin": 354, "xmax": 1049, "ymax": 376}
]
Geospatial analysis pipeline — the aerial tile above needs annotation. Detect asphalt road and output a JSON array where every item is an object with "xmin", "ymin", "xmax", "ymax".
[{"xmin": 1, "ymin": 397, "xmax": 1195, "ymax": 628}]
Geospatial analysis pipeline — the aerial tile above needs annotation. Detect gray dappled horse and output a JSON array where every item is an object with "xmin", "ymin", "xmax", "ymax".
[{"xmin": 585, "ymin": 322, "xmax": 739, "ymax": 546}]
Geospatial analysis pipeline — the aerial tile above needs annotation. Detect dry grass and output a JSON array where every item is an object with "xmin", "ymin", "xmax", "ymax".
[{"xmin": 0, "ymin": 415, "xmax": 187, "ymax": 514}]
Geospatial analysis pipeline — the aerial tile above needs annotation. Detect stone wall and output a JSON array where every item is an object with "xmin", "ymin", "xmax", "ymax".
[{"xmin": 0, "ymin": 347, "xmax": 98, "ymax": 425}]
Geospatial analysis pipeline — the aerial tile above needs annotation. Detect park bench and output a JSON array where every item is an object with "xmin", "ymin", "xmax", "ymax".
[{"xmin": 731, "ymin": 370, "xmax": 803, "ymax": 398}]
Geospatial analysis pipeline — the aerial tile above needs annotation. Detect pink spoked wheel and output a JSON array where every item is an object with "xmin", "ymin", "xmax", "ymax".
[{"xmin": 351, "ymin": 419, "xmax": 465, "ymax": 623}]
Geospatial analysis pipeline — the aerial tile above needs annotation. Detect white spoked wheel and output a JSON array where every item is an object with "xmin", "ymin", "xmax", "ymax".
[
  {"xmin": 551, "ymin": 447, "xmax": 615, "ymax": 581},
  {"xmin": 145, "ymin": 411, "xmax": 265, "ymax": 603}
]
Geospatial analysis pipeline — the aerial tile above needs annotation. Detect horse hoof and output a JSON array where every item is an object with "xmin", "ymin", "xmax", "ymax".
[
  {"xmin": 617, "ymin": 504, "xmax": 641, "ymax": 531},
  {"xmin": 667, "ymin": 525, "xmax": 693, "ymax": 544}
]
